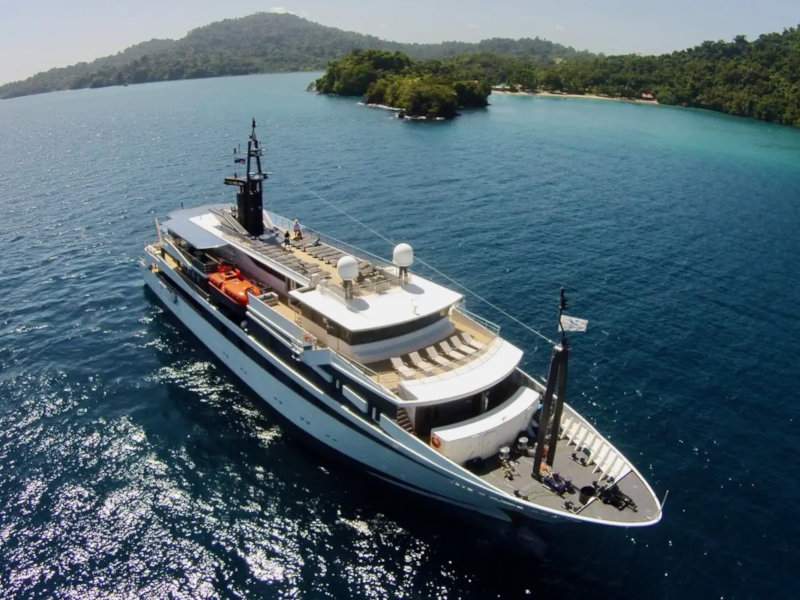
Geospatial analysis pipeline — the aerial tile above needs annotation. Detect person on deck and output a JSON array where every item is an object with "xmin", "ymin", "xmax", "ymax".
[
  {"xmin": 292, "ymin": 218, "xmax": 303, "ymax": 240},
  {"xmin": 283, "ymin": 230, "xmax": 291, "ymax": 248}
]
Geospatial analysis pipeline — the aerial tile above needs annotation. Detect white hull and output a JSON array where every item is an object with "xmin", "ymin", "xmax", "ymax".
[{"xmin": 143, "ymin": 262, "xmax": 570, "ymax": 525}]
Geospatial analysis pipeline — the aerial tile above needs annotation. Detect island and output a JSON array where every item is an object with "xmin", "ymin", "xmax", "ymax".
[{"xmin": 313, "ymin": 50, "xmax": 491, "ymax": 120}]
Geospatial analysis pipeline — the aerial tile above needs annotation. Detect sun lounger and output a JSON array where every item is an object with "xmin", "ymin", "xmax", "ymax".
[
  {"xmin": 424, "ymin": 346, "xmax": 451, "ymax": 368},
  {"xmin": 436, "ymin": 339, "xmax": 467, "ymax": 360},
  {"xmin": 449, "ymin": 335, "xmax": 477, "ymax": 355},
  {"xmin": 390, "ymin": 357, "xmax": 416, "ymax": 379},
  {"xmin": 459, "ymin": 332, "xmax": 485, "ymax": 350},
  {"xmin": 408, "ymin": 351, "xmax": 437, "ymax": 375}
]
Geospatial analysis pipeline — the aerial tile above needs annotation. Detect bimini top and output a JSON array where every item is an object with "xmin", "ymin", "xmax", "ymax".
[{"xmin": 163, "ymin": 206, "xmax": 228, "ymax": 250}]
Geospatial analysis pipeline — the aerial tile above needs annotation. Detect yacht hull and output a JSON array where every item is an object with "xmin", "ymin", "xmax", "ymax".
[{"xmin": 142, "ymin": 262, "xmax": 572, "ymax": 526}]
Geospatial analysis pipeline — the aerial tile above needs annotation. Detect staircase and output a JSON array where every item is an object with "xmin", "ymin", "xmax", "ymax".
[{"xmin": 396, "ymin": 408, "xmax": 414, "ymax": 433}]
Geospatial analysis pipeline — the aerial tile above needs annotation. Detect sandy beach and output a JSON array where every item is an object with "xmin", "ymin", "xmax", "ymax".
[{"xmin": 492, "ymin": 89, "xmax": 659, "ymax": 105}]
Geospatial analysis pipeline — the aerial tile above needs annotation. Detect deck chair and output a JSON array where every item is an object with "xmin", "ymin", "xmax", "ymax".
[
  {"xmin": 407, "ymin": 352, "xmax": 437, "ymax": 375},
  {"xmin": 449, "ymin": 335, "xmax": 477, "ymax": 355},
  {"xmin": 438, "ymin": 339, "xmax": 468, "ymax": 360},
  {"xmin": 390, "ymin": 357, "xmax": 416, "ymax": 379},
  {"xmin": 424, "ymin": 346, "xmax": 451, "ymax": 368},
  {"xmin": 459, "ymin": 332, "xmax": 485, "ymax": 350}
]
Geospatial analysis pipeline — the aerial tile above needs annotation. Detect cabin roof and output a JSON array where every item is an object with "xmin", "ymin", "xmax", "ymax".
[
  {"xmin": 290, "ymin": 277, "xmax": 462, "ymax": 332},
  {"xmin": 164, "ymin": 206, "xmax": 229, "ymax": 249}
]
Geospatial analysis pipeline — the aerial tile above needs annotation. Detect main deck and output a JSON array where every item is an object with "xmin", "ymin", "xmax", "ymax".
[{"xmin": 475, "ymin": 405, "xmax": 661, "ymax": 524}]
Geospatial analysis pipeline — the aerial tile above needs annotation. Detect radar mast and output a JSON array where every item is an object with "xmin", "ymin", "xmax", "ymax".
[{"xmin": 225, "ymin": 118, "xmax": 266, "ymax": 237}]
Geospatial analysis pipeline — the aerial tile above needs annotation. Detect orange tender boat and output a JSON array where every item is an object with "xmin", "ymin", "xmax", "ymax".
[{"xmin": 208, "ymin": 265, "xmax": 262, "ymax": 306}]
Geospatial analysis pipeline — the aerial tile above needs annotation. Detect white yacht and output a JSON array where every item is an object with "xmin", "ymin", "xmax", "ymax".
[{"xmin": 142, "ymin": 121, "xmax": 662, "ymax": 527}]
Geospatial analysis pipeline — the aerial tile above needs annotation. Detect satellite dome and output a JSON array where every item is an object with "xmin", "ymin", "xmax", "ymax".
[
  {"xmin": 337, "ymin": 255, "xmax": 359, "ymax": 281},
  {"xmin": 393, "ymin": 243, "xmax": 414, "ymax": 268}
]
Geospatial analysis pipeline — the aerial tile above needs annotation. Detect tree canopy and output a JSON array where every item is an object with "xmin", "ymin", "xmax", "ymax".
[{"xmin": 314, "ymin": 50, "xmax": 492, "ymax": 119}]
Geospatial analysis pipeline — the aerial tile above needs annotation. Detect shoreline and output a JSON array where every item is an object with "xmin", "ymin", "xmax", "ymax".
[
  {"xmin": 357, "ymin": 101, "xmax": 448, "ymax": 120},
  {"xmin": 492, "ymin": 89, "xmax": 659, "ymax": 105}
]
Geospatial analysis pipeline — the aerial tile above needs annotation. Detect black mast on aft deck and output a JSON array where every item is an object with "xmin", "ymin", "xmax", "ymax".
[
  {"xmin": 532, "ymin": 288, "xmax": 571, "ymax": 479},
  {"xmin": 225, "ymin": 118, "xmax": 266, "ymax": 237}
]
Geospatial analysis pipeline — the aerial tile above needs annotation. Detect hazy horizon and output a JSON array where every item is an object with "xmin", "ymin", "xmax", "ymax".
[{"xmin": 2, "ymin": 0, "xmax": 798, "ymax": 85}]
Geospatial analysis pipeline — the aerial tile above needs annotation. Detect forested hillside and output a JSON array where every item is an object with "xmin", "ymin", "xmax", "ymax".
[
  {"xmin": 530, "ymin": 28, "xmax": 800, "ymax": 126},
  {"xmin": 317, "ymin": 28, "xmax": 800, "ymax": 127},
  {"xmin": 0, "ymin": 13, "xmax": 582, "ymax": 100}
]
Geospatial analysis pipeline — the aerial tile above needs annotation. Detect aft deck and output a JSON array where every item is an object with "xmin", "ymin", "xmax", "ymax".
[{"xmin": 364, "ymin": 307, "xmax": 501, "ymax": 392}]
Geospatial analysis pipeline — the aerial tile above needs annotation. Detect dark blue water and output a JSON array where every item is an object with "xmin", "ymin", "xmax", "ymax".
[{"xmin": 1, "ymin": 72, "xmax": 798, "ymax": 598}]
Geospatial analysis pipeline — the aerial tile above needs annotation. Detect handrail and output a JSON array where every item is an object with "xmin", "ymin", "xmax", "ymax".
[
  {"xmin": 454, "ymin": 305, "xmax": 501, "ymax": 335},
  {"xmin": 248, "ymin": 293, "xmax": 315, "ymax": 350}
]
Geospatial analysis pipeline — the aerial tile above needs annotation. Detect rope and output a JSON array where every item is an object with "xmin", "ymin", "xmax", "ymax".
[{"xmin": 294, "ymin": 181, "xmax": 558, "ymax": 347}]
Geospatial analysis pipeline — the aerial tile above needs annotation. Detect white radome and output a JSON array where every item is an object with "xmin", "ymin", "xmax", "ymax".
[
  {"xmin": 393, "ymin": 243, "xmax": 414, "ymax": 268},
  {"xmin": 337, "ymin": 255, "xmax": 359, "ymax": 281}
]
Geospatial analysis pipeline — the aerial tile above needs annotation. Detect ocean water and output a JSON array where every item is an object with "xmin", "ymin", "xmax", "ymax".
[{"xmin": 1, "ymin": 72, "xmax": 798, "ymax": 599}]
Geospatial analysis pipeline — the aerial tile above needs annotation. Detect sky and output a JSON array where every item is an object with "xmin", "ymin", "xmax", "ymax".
[{"xmin": 1, "ymin": 0, "xmax": 798, "ymax": 84}]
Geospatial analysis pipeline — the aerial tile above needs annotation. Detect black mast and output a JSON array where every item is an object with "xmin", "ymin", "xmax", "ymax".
[
  {"xmin": 225, "ymin": 119, "xmax": 266, "ymax": 237},
  {"xmin": 532, "ymin": 288, "xmax": 571, "ymax": 479}
]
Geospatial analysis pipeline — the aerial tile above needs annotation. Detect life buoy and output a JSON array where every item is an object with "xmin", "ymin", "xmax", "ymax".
[{"xmin": 431, "ymin": 435, "xmax": 441, "ymax": 449}]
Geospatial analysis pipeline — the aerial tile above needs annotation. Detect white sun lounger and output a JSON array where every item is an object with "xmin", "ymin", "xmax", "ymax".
[
  {"xmin": 459, "ymin": 332, "xmax": 485, "ymax": 350},
  {"xmin": 449, "ymin": 335, "xmax": 477, "ymax": 355},
  {"xmin": 390, "ymin": 357, "xmax": 416, "ymax": 379},
  {"xmin": 408, "ymin": 351, "xmax": 437, "ymax": 375},
  {"xmin": 424, "ymin": 346, "xmax": 450, "ymax": 368},
  {"xmin": 438, "ymin": 338, "xmax": 468, "ymax": 359}
]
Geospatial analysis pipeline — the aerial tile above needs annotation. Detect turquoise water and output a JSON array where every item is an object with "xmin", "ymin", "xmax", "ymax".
[{"xmin": 1, "ymin": 72, "xmax": 799, "ymax": 598}]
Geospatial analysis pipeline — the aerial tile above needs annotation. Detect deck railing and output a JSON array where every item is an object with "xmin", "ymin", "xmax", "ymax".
[{"xmin": 453, "ymin": 306, "xmax": 501, "ymax": 336}]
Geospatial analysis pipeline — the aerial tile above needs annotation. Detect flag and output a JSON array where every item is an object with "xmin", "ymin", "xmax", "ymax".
[{"xmin": 561, "ymin": 314, "xmax": 588, "ymax": 332}]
